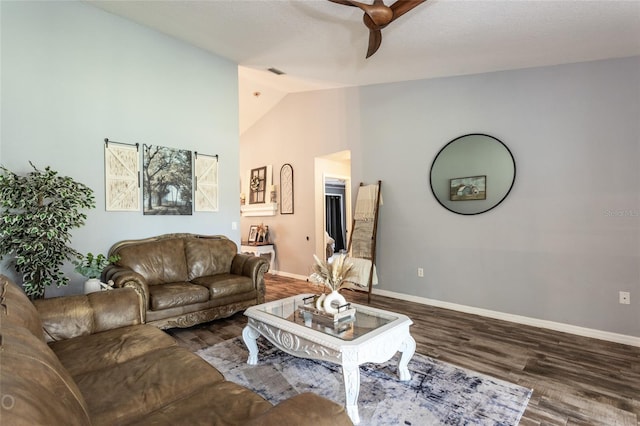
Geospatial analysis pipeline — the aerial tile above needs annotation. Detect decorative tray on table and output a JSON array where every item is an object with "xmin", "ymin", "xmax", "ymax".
[{"xmin": 298, "ymin": 295, "xmax": 356, "ymax": 323}]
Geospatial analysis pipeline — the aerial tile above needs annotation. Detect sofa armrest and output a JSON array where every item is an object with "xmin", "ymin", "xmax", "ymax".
[
  {"xmin": 231, "ymin": 253, "xmax": 270, "ymax": 277},
  {"xmin": 243, "ymin": 393, "xmax": 353, "ymax": 426},
  {"xmin": 103, "ymin": 264, "xmax": 149, "ymax": 319},
  {"xmin": 33, "ymin": 287, "xmax": 143, "ymax": 343},
  {"xmin": 231, "ymin": 253, "xmax": 269, "ymax": 303}
]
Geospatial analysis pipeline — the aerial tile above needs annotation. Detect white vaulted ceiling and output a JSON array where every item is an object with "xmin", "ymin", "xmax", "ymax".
[{"xmin": 88, "ymin": 0, "xmax": 640, "ymax": 132}]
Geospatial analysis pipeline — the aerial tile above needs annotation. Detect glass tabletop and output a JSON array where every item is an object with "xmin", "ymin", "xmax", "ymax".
[{"xmin": 257, "ymin": 295, "xmax": 397, "ymax": 341}]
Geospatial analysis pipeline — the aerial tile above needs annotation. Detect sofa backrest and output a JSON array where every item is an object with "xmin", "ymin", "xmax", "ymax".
[
  {"xmin": 33, "ymin": 289, "xmax": 143, "ymax": 343},
  {"xmin": 184, "ymin": 236, "xmax": 238, "ymax": 280},
  {"xmin": 115, "ymin": 237, "xmax": 189, "ymax": 285},
  {"xmin": 0, "ymin": 275, "xmax": 91, "ymax": 425},
  {"xmin": 0, "ymin": 275, "xmax": 44, "ymax": 341},
  {"xmin": 109, "ymin": 234, "xmax": 240, "ymax": 284}
]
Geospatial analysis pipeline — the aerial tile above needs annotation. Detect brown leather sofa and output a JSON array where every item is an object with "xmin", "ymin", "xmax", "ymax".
[
  {"xmin": 103, "ymin": 233, "xmax": 268, "ymax": 329},
  {"xmin": 0, "ymin": 275, "xmax": 353, "ymax": 425}
]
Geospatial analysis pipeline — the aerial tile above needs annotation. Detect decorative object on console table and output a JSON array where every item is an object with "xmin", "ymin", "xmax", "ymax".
[
  {"xmin": 248, "ymin": 225, "xmax": 258, "ymax": 244},
  {"xmin": 256, "ymin": 224, "xmax": 269, "ymax": 244}
]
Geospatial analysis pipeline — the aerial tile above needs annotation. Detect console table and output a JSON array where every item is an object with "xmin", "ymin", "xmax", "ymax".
[{"xmin": 241, "ymin": 243, "xmax": 275, "ymax": 272}]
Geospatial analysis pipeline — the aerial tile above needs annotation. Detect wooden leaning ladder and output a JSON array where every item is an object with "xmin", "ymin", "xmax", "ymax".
[{"xmin": 346, "ymin": 180, "xmax": 382, "ymax": 304}]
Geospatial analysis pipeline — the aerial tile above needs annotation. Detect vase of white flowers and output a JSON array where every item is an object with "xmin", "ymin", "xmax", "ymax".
[{"xmin": 310, "ymin": 253, "xmax": 355, "ymax": 314}]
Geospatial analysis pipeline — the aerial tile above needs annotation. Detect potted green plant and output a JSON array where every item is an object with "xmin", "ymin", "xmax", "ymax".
[
  {"xmin": 73, "ymin": 253, "xmax": 120, "ymax": 293},
  {"xmin": 0, "ymin": 162, "xmax": 95, "ymax": 298}
]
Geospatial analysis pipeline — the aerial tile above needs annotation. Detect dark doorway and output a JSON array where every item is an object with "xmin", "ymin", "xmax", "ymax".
[{"xmin": 325, "ymin": 180, "xmax": 347, "ymax": 255}]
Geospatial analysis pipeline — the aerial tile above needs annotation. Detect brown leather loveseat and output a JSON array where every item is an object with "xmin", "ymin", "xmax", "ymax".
[
  {"xmin": 103, "ymin": 233, "xmax": 268, "ymax": 329},
  {"xmin": 0, "ymin": 275, "xmax": 352, "ymax": 425}
]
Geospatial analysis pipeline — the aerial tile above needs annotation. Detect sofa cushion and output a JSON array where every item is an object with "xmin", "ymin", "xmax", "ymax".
[
  {"xmin": 148, "ymin": 282, "xmax": 210, "ymax": 310},
  {"xmin": 0, "ymin": 324, "xmax": 91, "ymax": 426},
  {"xmin": 129, "ymin": 381, "xmax": 273, "ymax": 425},
  {"xmin": 75, "ymin": 346, "xmax": 225, "ymax": 426},
  {"xmin": 50, "ymin": 324, "xmax": 178, "ymax": 377},
  {"xmin": 184, "ymin": 238, "xmax": 237, "ymax": 280},
  {"xmin": 192, "ymin": 273, "xmax": 254, "ymax": 299},
  {"xmin": 117, "ymin": 238, "xmax": 188, "ymax": 285}
]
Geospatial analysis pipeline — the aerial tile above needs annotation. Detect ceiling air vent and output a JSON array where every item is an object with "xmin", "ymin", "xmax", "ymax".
[{"xmin": 267, "ymin": 67, "xmax": 285, "ymax": 76}]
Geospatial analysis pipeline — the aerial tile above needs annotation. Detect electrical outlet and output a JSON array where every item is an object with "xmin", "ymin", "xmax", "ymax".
[
  {"xmin": 231, "ymin": 222, "xmax": 238, "ymax": 230},
  {"xmin": 619, "ymin": 291, "xmax": 630, "ymax": 305},
  {"xmin": 417, "ymin": 267, "xmax": 424, "ymax": 278}
]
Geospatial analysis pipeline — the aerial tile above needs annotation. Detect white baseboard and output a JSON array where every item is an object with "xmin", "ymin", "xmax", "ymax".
[
  {"xmin": 268, "ymin": 273, "xmax": 640, "ymax": 347},
  {"xmin": 371, "ymin": 288, "xmax": 640, "ymax": 348}
]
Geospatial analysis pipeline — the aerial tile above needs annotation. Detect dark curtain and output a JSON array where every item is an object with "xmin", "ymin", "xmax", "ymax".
[{"xmin": 326, "ymin": 195, "xmax": 345, "ymax": 252}]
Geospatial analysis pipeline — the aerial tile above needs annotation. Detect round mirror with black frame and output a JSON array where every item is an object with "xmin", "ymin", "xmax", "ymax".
[{"xmin": 430, "ymin": 133, "xmax": 516, "ymax": 215}]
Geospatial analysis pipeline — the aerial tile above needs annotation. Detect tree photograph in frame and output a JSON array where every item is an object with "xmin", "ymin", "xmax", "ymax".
[
  {"xmin": 143, "ymin": 144, "xmax": 193, "ymax": 215},
  {"xmin": 450, "ymin": 175, "xmax": 486, "ymax": 201}
]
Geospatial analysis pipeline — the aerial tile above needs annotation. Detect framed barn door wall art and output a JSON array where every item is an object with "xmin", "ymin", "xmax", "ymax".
[{"xmin": 104, "ymin": 140, "xmax": 140, "ymax": 211}]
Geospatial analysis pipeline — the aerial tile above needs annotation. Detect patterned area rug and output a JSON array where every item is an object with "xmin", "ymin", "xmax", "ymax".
[{"xmin": 196, "ymin": 338, "xmax": 531, "ymax": 426}]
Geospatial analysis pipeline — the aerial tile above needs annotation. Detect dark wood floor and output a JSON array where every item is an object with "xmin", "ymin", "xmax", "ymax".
[{"xmin": 168, "ymin": 275, "xmax": 640, "ymax": 425}]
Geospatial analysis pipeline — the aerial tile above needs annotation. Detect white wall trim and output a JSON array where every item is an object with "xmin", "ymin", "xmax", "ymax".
[
  {"xmin": 371, "ymin": 288, "xmax": 640, "ymax": 348},
  {"xmin": 269, "ymin": 270, "xmax": 310, "ymax": 281},
  {"xmin": 240, "ymin": 202, "xmax": 277, "ymax": 217}
]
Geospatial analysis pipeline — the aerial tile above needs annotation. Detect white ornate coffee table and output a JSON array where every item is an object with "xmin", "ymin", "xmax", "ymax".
[{"xmin": 242, "ymin": 294, "xmax": 415, "ymax": 425}]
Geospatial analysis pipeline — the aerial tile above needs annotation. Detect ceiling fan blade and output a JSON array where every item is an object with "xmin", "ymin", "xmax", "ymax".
[
  {"xmin": 327, "ymin": 0, "xmax": 358, "ymax": 6},
  {"xmin": 329, "ymin": 0, "xmax": 394, "ymax": 27},
  {"xmin": 366, "ymin": 29, "xmax": 383, "ymax": 58},
  {"xmin": 390, "ymin": 0, "xmax": 427, "ymax": 21}
]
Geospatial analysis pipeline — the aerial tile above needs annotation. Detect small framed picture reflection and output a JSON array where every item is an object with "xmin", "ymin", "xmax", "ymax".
[{"xmin": 450, "ymin": 175, "xmax": 486, "ymax": 201}]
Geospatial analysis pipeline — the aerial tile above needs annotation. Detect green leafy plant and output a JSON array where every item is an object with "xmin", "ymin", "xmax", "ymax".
[
  {"xmin": 0, "ymin": 162, "xmax": 95, "ymax": 298},
  {"xmin": 73, "ymin": 253, "xmax": 120, "ymax": 279}
]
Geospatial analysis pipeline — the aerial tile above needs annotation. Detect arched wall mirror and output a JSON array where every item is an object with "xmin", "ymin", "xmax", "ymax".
[{"xmin": 430, "ymin": 134, "xmax": 516, "ymax": 215}]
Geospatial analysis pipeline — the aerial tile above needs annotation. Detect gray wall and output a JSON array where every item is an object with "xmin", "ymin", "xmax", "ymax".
[
  {"xmin": 1, "ymin": 2, "xmax": 241, "ymax": 295},
  {"xmin": 242, "ymin": 57, "xmax": 640, "ymax": 337}
]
